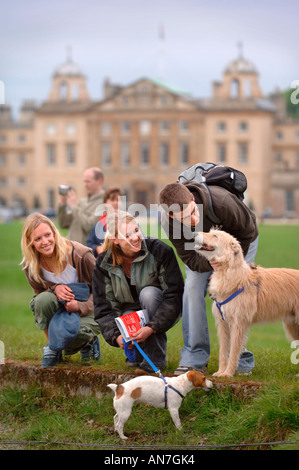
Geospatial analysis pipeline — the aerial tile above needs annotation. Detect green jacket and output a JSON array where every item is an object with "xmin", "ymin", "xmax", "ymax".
[{"xmin": 92, "ymin": 237, "xmax": 184, "ymax": 347}]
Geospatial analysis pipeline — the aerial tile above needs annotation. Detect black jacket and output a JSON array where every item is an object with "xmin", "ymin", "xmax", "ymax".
[
  {"xmin": 161, "ymin": 182, "xmax": 258, "ymax": 273},
  {"xmin": 92, "ymin": 237, "xmax": 184, "ymax": 347}
]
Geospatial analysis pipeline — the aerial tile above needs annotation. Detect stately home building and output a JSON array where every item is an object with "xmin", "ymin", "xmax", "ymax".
[{"xmin": 1, "ymin": 53, "xmax": 299, "ymax": 219}]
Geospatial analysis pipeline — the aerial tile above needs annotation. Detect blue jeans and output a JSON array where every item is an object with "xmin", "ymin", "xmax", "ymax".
[
  {"xmin": 124, "ymin": 286, "xmax": 179, "ymax": 369},
  {"xmin": 180, "ymin": 237, "xmax": 259, "ymax": 371}
]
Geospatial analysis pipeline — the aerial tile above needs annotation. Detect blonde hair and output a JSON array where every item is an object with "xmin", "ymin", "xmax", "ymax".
[
  {"xmin": 21, "ymin": 212, "xmax": 69, "ymax": 286},
  {"xmin": 101, "ymin": 211, "xmax": 136, "ymax": 266}
]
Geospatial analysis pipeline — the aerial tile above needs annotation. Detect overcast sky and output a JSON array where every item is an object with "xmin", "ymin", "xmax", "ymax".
[{"xmin": 1, "ymin": 0, "xmax": 298, "ymax": 118}]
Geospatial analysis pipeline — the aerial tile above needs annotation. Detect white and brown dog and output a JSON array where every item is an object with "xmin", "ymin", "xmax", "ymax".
[
  {"xmin": 108, "ymin": 370, "xmax": 213, "ymax": 439},
  {"xmin": 194, "ymin": 229, "xmax": 299, "ymax": 377}
]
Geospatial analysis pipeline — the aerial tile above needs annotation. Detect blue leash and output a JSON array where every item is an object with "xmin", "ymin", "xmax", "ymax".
[{"xmin": 122, "ymin": 339, "xmax": 185, "ymax": 408}]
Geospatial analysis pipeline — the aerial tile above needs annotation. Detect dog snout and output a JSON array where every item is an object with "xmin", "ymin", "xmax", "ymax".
[
  {"xmin": 194, "ymin": 232, "xmax": 203, "ymax": 250},
  {"xmin": 204, "ymin": 379, "xmax": 213, "ymax": 391}
]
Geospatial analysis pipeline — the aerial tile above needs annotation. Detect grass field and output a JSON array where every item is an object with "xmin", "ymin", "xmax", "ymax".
[{"xmin": 0, "ymin": 220, "xmax": 298, "ymax": 450}]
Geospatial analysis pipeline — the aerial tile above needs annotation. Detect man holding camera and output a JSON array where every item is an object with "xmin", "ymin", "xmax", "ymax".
[{"xmin": 57, "ymin": 167, "xmax": 104, "ymax": 245}]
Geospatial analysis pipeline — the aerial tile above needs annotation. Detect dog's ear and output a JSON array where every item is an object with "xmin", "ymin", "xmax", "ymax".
[
  {"xmin": 230, "ymin": 241, "xmax": 240, "ymax": 255},
  {"xmin": 187, "ymin": 370, "xmax": 206, "ymax": 387}
]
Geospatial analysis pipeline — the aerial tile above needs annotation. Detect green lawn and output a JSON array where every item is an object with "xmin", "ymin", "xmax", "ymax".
[
  {"xmin": 0, "ymin": 220, "xmax": 298, "ymax": 374},
  {"xmin": 0, "ymin": 220, "xmax": 298, "ymax": 450}
]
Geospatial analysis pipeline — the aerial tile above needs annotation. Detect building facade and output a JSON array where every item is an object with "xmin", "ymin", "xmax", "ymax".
[{"xmin": 1, "ymin": 53, "xmax": 299, "ymax": 219}]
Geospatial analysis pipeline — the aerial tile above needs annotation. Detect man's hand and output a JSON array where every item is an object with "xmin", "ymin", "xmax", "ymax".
[
  {"xmin": 209, "ymin": 257, "xmax": 222, "ymax": 270},
  {"xmin": 66, "ymin": 189, "xmax": 77, "ymax": 208}
]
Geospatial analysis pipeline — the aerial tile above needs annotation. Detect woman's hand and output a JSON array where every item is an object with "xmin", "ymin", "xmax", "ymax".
[
  {"xmin": 131, "ymin": 326, "xmax": 154, "ymax": 343},
  {"xmin": 54, "ymin": 284, "xmax": 75, "ymax": 302},
  {"xmin": 116, "ymin": 335, "xmax": 125, "ymax": 349},
  {"xmin": 65, "ymin": 299, "xmax": 79, "ymax": 313}
]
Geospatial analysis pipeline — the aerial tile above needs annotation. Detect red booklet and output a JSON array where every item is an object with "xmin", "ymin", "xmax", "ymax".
[{"xmin": 115, "ymin": 310, "xmax": 148, "ymax": 342}]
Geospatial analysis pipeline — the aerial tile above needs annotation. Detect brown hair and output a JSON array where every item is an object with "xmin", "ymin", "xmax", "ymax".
[
  {"xmin": 159, "ymin": 183, "xmax": 193, "ymax": 213},
  {"xmin": 104, "ymin": 187, "xmax": 123, "ymax": 203}
]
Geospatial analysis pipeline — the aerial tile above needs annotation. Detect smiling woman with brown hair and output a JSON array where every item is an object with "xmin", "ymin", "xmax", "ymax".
[{"xmin": 21, "ymin": 212, "xmax": 101, "ymax": 367}]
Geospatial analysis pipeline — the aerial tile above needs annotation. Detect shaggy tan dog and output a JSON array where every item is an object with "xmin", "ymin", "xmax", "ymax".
[{"xmin": 194, "ymin": 229, "xmax": 299, "ymax": 377}]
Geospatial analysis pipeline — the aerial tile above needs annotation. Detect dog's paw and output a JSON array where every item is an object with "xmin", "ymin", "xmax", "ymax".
[
  {"xmin": 213, "ymin": 370, "xmax": 226, "ymax": 377},
  {"xmin": 214, "ymin": 370, "xmax": 234, "ymax": 377}
]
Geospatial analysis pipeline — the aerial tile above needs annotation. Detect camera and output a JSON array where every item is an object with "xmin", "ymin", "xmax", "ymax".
[{"xmin": 59, "ymin": 184, "xmax": 72, "ymax": 196}]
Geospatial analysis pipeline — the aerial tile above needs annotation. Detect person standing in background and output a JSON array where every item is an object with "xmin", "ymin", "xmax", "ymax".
[{"xmin": 58, "ymin": 167, "xmax": 104, "ymax": 245}]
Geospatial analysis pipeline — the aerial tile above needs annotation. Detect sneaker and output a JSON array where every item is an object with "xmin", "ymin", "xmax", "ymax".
[
  {"xmin": 236, "ymin": 370, "xmax": 252, "ymax": 376},
  {"xmin": 174, "ymin": 365, "xmax": 207, "ymax": 376},
  {"xmin": 80, "ymin": 336, "xmax": 101, "ymax": 361},
  {"xmin": 135, "ymin": 362, "xmax": 165, "ymax": 375},
  {"xmin": 125, "ymin": 359, "xmax": 140, "ymax": 368},
  {"xmin": 41, "ymin": 345, "xmax": 62, "ymax": 367}
]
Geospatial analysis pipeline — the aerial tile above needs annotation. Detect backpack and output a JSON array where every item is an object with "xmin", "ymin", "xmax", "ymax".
[{"xmin": 177, "ymin": 162, "xmax": 247, "ymax": 224}]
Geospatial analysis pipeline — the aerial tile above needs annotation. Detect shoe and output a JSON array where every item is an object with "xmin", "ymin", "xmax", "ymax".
[
  {"xmin": 174, "ymin": 365, "xmax": 207, "ymax": 376},
  {"xmin": 135, "ymin": 364, "xmax": 165, "ymax": 375},
  {"xmin": 125, "ymin": 359, "xmax": 140, "ymax": 368},
  {"xmin": 41, "ymin": 345, "xmax": 62, "ymax": 367},
  {"xmin": 236, "ymin": 370, "xmax": 252, "ymax": 376},
  {"xmin": 80, "ymin": 336, "xmax": 101, "ymax": 361}
]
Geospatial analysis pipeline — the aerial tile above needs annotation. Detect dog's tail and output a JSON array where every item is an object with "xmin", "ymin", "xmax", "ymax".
[{"xmin": 107, "ymin": 384, "xmax": 117, "ymax": 394}]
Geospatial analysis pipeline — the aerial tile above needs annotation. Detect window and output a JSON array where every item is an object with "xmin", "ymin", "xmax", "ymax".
[
  {"xmin": 18, "ymin": 153, "xmax": 26, "ymax": 166},
  {"xmin": 159, "ymin": 121, "xmax": 169, "ymax": 133},
  {"xmin": 0, "ymin": 154, "xmax": 6, "ymax": 166},
  {"xmin": 217, "ymin": 143, "xmax": 226, "ymax": 164},
  {"xmin": 101, "ymin": 122, "xmax": 111, "ymax": 135},
  {"xmin": 60, "ymin": 82, "xmax": 68, "ymax": 100},
  {"xmin": 179, "ymin": 121, "xmax": 189, "ymax": 132},
  {"xmin": 0, "ymin": 134, "xmax": 6, "ymax": 143},
  {"xmin": 72, "ymin": 83, "xmax": 79, "ymax": 100},
  {"xmin": 239, "ymin": 122, "xmax": 248, "ymax": 132},
  {"xmin": 245, "ymin": 80, "xmax": 251, "ymax": 98},
  {"xmin": 140, "ymin": 143, "xmax": 150, "ymax": 165},
  {"xmin": 120, "ymin": 142, "xmax": 130, "ymax": 166},
  {"xmin": 179, "ymin": 143, "xmax": 189, "ymax": 166},
  {"xmin": 238, "ymin": 142, "xmax": 248, "ymax": 164},
  {"xmin": 230, "ymin": 79, "xmax": 240, "ymax": 98},
  {"xmin": 276, "ymin": 131, "xmax": 283, "ymax": 140},
  {"xmin": 48, "ymin": 188, "xmax": 55, "ymax": 209},
  {"xmin": 66, "ymin": 144, "xmax": 76, "ymax": 166},
  {"xmin": 139, "ymin": 120, "xmax": 151, "ymax": 135},
  {"xmin": 18, "ymin": 134, "xmax": 26, "ymax": 143},
  {"xmin": 18, "ymin": 177, "xmax": 25, "ymax": 187},
  {"xmin": 160, "ymin": 95, "xmax": 169, "ymax": 105},
  {"xmin": 66, "ymin": 123, "xmax": 76, "ymax": 135},
  {"xmin": 101, "ymin": 142, "xmax": 111, "ymax": 166},
  {"xmin": 160, "ymin": 143, "xmax": 169, "ymax": 166},
  {"xmin": 286, "ymin": 191, "xmax": 294, "ymax": 213},
  {"xmin": 46, "ymin": 144, "xmax": 56, "ymax": 166},
  {"xmin": 46, "ymin": 124, "xmax": 56, "ymax": 136},
  {"xmin": 121, "ymin": 121, "xmax": 130, "ymax": 134},
  {"xmin": 275, "ymin": 152, "xmax": 283, "ymax": 162},
  {"xmin": 122, "ymin": 96, "xmax": 129, "ymax": 106},
  {"xmin": 217, "ymin": 122, "xmax": 226, "ymax": 132},
  {"xmin": 296, "ymin": 152, "xmax": 299, "ymax": 165}
]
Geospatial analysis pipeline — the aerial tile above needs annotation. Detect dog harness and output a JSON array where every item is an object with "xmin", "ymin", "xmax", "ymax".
[
  {"xmin": 215, "ymin": 287, "xmax": 245, "ymax": 321},
  {"xmin": 123, "ymin": 340, "xmax": 185, "ymax": 409},
  {"xmin": 214, "ymin": 279, "xmax": 258, "ymax": 321}
]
